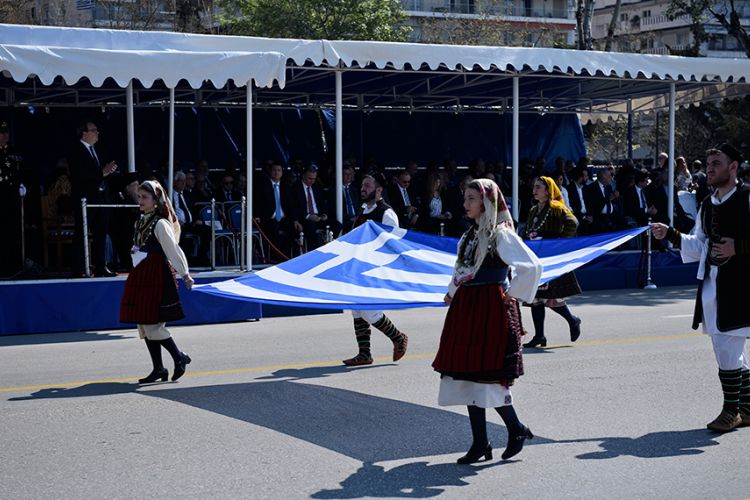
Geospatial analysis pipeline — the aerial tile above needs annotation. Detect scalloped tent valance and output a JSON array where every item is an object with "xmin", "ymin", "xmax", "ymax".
[{"xmin": 2, "ymin": 23, "xmax": 750, "ymax": 86}]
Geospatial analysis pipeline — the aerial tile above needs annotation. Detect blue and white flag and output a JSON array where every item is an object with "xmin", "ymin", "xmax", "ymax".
[{"xmin": 195, "ymin": 221, "xmax": 648, "ymax": 310}]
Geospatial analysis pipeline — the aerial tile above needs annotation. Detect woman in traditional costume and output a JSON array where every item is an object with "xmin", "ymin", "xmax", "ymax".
[
  {"xmin": 120, "ymin": 180, "xmax": 194, "ymax": 383},
  {"xmin": 433, "ymin": 179, "xmax": 542, "ymax": 464},
  {"xmin": 522, "ymin": 176, "xmax": 582, "ymax": 348}
]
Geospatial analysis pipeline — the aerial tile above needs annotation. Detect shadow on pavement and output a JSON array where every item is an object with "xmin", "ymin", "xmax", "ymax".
[
  {"xmin": 255, "ymin": 364, "xmax": 391, "ymax": 381},
  {"xmin": 568, "ymin": 286, "xmax": 695, "ymax": 307},
  {"xmin": 8, "ymin": 382, "xmax": 139, "ymax": 400},
  {"xmin": 558, "ymin": 428, "xmax": 720, "ymax": 459},
  {"xmin": 0, "ymin": 331, "xmax": 129, "ymax": 347},
  {"xmin": 311, "ymin": 460, "xmax": 504, "ymax": 499},
  {"xmin": 141, "ymin": 380, "xmax": 551, "ymax": 464}
]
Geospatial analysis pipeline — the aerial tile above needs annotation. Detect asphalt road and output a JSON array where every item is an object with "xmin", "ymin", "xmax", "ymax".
[{"xmin": 1, "ymin": 286, "xmax": 748, "ymax": 500}]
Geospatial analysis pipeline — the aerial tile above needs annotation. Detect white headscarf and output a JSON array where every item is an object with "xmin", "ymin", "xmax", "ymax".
[
  {"xmin": 452, "ymin": 179, "xmax": 513, "ymax": 287},
  {"xmin": 140, "ymin": 180, "xmax": 181, "ymax": 240}
]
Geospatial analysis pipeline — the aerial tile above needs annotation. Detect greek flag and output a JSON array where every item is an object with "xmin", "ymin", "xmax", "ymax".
[{"xmin": 194, "ymin": 221, "xmax": 648, "ymax": 310}]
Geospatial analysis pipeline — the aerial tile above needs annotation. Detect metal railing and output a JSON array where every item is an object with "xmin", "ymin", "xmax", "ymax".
[{"xmin": 81, "ymin": 196, "xmax": 252, "ymax": 276}]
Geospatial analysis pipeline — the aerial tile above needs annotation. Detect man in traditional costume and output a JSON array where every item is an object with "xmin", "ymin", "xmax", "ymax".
[
  {"xmin": 653, "ymin": 143, "xmax": 750, "ymax": 432},
  {"xmin": 342, "ymin": 172, "xmax": 409, "ymax": 367}
]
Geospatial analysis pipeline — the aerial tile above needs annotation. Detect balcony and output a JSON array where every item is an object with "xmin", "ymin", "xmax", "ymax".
[
  {"xmin": 403, "ymin": 0, "xmax": 572, "ymax": 19},
  {"xmin": 639, "ymin": 14, "xmax": 692, "ymax": 32}
]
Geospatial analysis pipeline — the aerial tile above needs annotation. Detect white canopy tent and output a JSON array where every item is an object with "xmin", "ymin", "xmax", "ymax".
[{"xmin": 2, "ymin": 23, "xmax": 750, "ymax": 267}]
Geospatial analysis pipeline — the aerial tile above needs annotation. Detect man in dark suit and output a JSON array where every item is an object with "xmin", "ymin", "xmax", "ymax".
[
  {"xmin": 341, "ymin": 165, "xmax": 360, "ymax": 233},
  {"xmin": 623, "ymin": 170, "xmax": 657, "ymax": 227},
  {"xmin": 69, "ymin": 121, "xmax": 118, "ymax": 277},
  {"xmin": 215, "ymin": 173, "xmax": 241, "ymax": 203},
  {"xmin": 290, "ymin": 164, "xmax": 341, "ymax": 250},
  {"xmin": 254, "ymin": 162, "xmax": 295, "ymax": 260},
  {"xmin": 583, "ymin": 166, "xmax": 619, "ymax": 234},
  {"xmin": 566, "ymin": 166, "xmax": 593, "ymax": 234},
  {"xmin": 387, "ymin": 170, "xmax": 419, "ymax": 228},
  {"xmin": 173, "ymin": 171, "xmax": 210, "ymax": 266}
]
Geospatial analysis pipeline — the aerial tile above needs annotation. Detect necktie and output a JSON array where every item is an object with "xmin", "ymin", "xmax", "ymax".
[
  {"xmin": 306, "ymin": 186, "xmax": 315, "ymax": 215},
  {"xmin": 225, "ymin": 191, "xmax": 232, "ymax": 202},
  {"xmin": 604, "ymin": 185, "xmax": 611, "ymax": 214},
  {"xmin": 402, "ymin": 187, "xmax": 411, "ymax": 206},
  {"xmin": 180, "ymin": 193, "xmax": 192, "ymax": 224},
  {"xmin": 639, "ymin": 189, "xmax": 647, "ymax": 211},
  {"xmin": 344, "ymin": 186, "xmax": 354, "ymax": 216},
  {"xmin": 88, "ymin": 145, "xmax": 99, "ymax": 166},
  {"xmin": 274, "ymin": 183, "xmax": 282, "ymax": 221}
]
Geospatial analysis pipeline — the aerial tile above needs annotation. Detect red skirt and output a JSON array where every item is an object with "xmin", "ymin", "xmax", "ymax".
[
  {"xmin": 120, "ymin": 252, "xmax": 184, "ymax": 325},
  {"xmin": 432, "ymin": 284, "xmax": 523, "ymax": 382}
]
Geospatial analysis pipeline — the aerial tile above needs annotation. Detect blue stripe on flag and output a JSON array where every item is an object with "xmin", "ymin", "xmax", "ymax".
[{"xmin": 194, "ymin": 221, "xmax": 648, "ymax": 309}]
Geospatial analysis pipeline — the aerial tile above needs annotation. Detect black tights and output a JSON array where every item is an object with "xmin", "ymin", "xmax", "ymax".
[
  {"xmin": 145, "ymin": 337, "xmax": 182, "ymax": 369},
  {"xmin": 466, "ymin": 405, "xmax": 523, "ymax": 448},
  {"xmin": 530, "ymin": 303, "xmax": 577, "ymax": 338}
]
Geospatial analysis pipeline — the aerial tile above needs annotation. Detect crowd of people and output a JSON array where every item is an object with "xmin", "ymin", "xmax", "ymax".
[{"xmin": 5, "ymin": 116, "xmax": 750, "ymax": 279}]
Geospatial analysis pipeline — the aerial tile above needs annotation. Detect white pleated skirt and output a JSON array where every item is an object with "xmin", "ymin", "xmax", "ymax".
[{"xmin": 438, "ymin": 376, "xmax": 512, "ymax": 408}]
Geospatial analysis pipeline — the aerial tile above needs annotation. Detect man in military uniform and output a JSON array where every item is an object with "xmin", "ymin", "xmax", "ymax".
[
  {"xmin": 653, "ymin": 143, "xmax": 750, "ymax": 432},
  {"xmin": 0, "ymin": 121, "xmax": 26, "ymax": 278}
]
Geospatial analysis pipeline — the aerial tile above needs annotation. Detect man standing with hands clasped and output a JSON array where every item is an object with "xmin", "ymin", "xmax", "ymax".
[
  {"xmin": 69, "ymin": 121, "xmax": 118, "ymax": 277},
  {"xmin": 652, "ymin": 143, "xmax": 750, "ymax": 432}
]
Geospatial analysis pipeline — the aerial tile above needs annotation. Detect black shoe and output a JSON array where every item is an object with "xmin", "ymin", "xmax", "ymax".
[
  {"xmin": 523, "ymin": 336, "xmax": 547, "ymax": 348},
  {"xmin": 172, "ymin": 353, "xmax": 192, "ymax": 381},
  {"xmin": 457, "ymin": 444, "xmax": 492, "ymax": 464},
  {"xmin": 502, "ymin": 426, "xmax": 533, "ymax": 460},
  {"xmin": 139, "ymin": 368, "xmax": 168, "ymax": 384},
  {"xmin": 94, "ymin": 266, "xmax": 117, "ymax": 278},
  {"xmin": 570, "ymin": 316, "xmax": 582, "ymax": 342}
]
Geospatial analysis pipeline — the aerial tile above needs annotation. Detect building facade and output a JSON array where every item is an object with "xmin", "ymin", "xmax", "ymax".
[
  {"xmin": 592, "ymin": 0, "xmax": 750, "ymax": 57},
  {"xmin": 401, "ymin": 0, "xmax": 577, "ymax": 47}
]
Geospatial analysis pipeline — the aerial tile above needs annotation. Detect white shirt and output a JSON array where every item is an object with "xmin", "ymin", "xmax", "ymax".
[
  {"xmin": 361, "ymin": 201, "xmax": 399, "ymax": 228},
  {"xmin": 151, "ymin": 219, "xmax": 190, "ymax": 277},
  {"xmin": 80, "ymin": 139, "xmax": 99, "ymax": 165},
  {"xmin": 429, "ymin": 196, "xmax": 443, "ymax": 217},
  {"xmin": 304, "ymin": 184, "xmax": 319, "ymax": 217},
  {"xmin": 576, "ymin": 183, "xmax": 587, "ymax": 215},
  {"xmin": 678, "ymin": 185, "xmax": 750, "ymax": 337},
  {"xmin": 272, "ymin": 181, "xmax": 284, "ymax": 220},
  {"xmin": 635, "ymin": 185, "xmax": 648, "ymax": 212},
  {"xmin": 400, "ymin": 186, "xmax": 411, "ymax": 206}
]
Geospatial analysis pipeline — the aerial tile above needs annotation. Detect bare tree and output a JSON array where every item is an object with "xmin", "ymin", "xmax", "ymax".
[
  {"xmin": 604, "ymin": 0, "xmax": 623, "ymax": 51},
  {"xmin": 576, "ymin": 0, "xmax": 595, "ymax": 49}
]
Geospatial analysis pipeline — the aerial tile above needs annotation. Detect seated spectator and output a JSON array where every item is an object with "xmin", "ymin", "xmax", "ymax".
[
  {"xmin": 622, "ymin": 170, "xmax": 657, "ymax": 227},
  {"xmin": 341, "ymin": 165, "xmax": 360, "ymax": 234},
  {"xmin": 445, "ymin": 173, "xmax": 472, "ymax": 237},
  {"xmin": 566, "ymin": 166, "xmax": 592, "ymax": 234},
  {"xmin": 290, "ymin": 164, "xmax": 341, "ymax": 250},
  {"xmin": 583, "ymin": 166, "xmax": 620, "ymax": 234},
  {"xmin": 675, "ymin": 156, "xmax": 692, "ymax": 191},
  {"xmin": 552, "ymin": 169, "xmax": 570, "ymax": 208},
  {"xmin": 215, "ymin": 174, "xmax": 241, "ymax": 203},
  {"xmin": 388, "ymin": 170, "xmax": 419, "ymax": 228},
  {"xmin": 420, "ymin": 173, "xmax": 452, "ymax": 234},
  {"xmin": 254, "ymin": 162, "xmax": 295, "ymax": 261},
  {"xmin": 173, "ymin": 171, "xmax": 210, "ymax": 266}
]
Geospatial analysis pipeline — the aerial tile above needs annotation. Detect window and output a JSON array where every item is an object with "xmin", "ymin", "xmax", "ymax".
[
  {"xmin": 642, "ymin": 10, "xmax": 651, "ymax": 17},
  {"xmin": 620, "ymin": 12, "xmax": 629, "ymax": 21}
]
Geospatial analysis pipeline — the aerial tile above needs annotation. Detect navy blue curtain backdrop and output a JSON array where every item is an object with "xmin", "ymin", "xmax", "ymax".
[{"xmin": 5, "ymin": 106, "xmax": 584, "ymax": 186}]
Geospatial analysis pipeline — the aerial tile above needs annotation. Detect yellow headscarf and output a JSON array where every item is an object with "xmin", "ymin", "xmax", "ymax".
[{"xmin": 538, "ymin": 176, "xmax": 573, "ymax": 216}]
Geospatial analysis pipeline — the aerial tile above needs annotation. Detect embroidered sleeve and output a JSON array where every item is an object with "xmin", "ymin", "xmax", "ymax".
[
  {"xmin": 496, "ymin": 227, "xmax": 542, "ymax": 303},
  {"xmin": 154, "ymin": 219, "xmax": 190, "ymax": 277}
]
